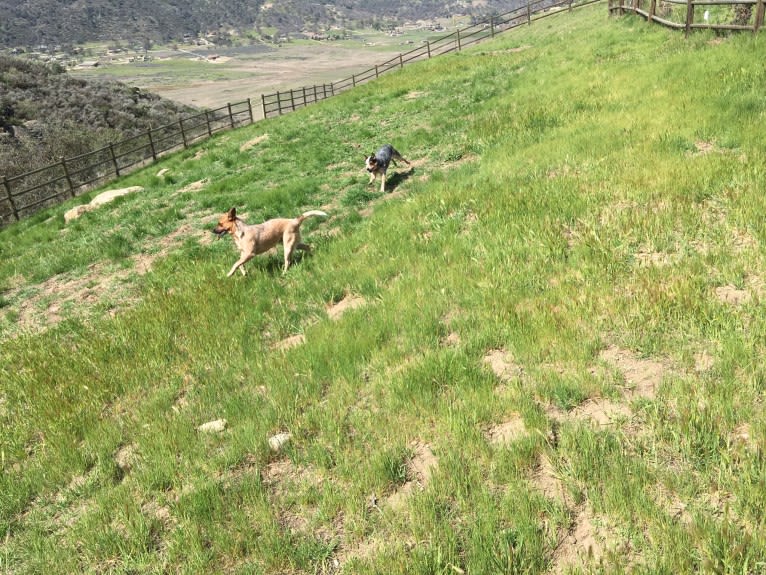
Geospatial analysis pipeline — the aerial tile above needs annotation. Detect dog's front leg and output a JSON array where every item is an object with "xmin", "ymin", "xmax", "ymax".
[
  {"xmin": 227, "ymin": 254, "xmax": 253, "ymax": 277},
  {"xmin": 380, "ymin": 172, "xmax": 386, "ymax": 193},
  {"xmin": 368, "ymin": 172, "xmax": 376, "ymax": 186}
]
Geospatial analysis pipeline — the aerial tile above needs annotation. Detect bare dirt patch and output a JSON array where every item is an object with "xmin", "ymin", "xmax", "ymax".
[
  {"xmin": 550, "ymin": 505, "xmax": 604, "ymax": 574},
  {"xmin": 239, "ymin": 133, "xmax": 269, "ymax": 152},
  {"xmin": 441, "ymin": 331, "xmax": 461, "ymax": 347},
  {"xmin": 569, "ymin": 398, "xmax": 633, "ymax": 427},
  {"xmin": 599, "ymin": 345, "xmax": 667, "ymax": 400},
  {"xmin": 386, "ymin": 442, "xmax": 438, "ymax": 510},
  {"xmin": 486, "ymin": 414, "xmax": 528, "ymax": 445},
  {"xmin": 272, "ymin": 333, "xmax": 306, "ymax": 351},
  {"xmin": 530, "ymin": 453, "xmax": 571, "ymax": 505},
  {"xmin": 483, "ymin": 348, "xmax": 523, "ymax": 383},
  {"xmin": 715, "ymin": 284, "xmax": 751, "ymax": 306},
  {"xmin": 326, "ymin": 294, "xmax": 367, "ymax": 320},
  {"xmin": 634, "ymin": 249, "xmax": 676, "ymax": 268},
  {"xmin": 2, "ymin": 219, "xmax": 209, "ymax": 337}
]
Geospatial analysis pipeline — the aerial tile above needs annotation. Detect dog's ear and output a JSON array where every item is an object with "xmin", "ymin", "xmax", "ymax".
[{"xmin": 227, "ymin": 207, "xmax": 237, "ymax": 220}]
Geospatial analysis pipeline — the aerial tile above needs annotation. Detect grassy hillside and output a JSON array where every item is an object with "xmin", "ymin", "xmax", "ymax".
[{"xmin": 3, "ymin": 4, "xmax": 766, "ymax": 573}]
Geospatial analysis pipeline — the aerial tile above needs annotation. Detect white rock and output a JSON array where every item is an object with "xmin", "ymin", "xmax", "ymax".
[
  {"xmin": 64, "ymin": 186, "xmax": 145, "ymax": 222},
  {"xmin": 64, "ymin": 204, "xmax": 90, "ymax": 223},
  {"xmin": 268, "ymin": 432, "xmax": 291, "ymax": 451},
  {"xmin": 197, "ymin": 419, "xmax": 227, "ymax": 433}
]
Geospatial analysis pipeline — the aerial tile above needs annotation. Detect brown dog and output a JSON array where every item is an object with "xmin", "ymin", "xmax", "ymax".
[{"xmin": 213, "ymin": 207, "xmax": 328, "ymax": 276}]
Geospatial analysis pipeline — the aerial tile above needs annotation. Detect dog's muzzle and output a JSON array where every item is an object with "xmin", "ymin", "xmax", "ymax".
[{"xmin": 213, "ymin": 227, "xmax": 227, "ymax": 238}]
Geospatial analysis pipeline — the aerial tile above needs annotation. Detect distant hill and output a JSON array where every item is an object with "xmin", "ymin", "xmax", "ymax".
[
  {"xmin": 0, "ymin": 55, "xmax": 196, "ymax": 178},
  {"xmin": 0, "ymin": 0, "xmax": 523, "ymax": 49}
]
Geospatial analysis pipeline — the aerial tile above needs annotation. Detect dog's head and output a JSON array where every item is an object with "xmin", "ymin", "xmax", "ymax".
[
  {"xmin": 365, "ymin": 154, "xmax": 379, "ymax": 173},
  {"xmin": 212, "ymin": 207, "xmax": 238, "ymax": 238}
]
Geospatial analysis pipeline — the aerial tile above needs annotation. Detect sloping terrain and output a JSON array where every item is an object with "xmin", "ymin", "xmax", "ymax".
[{"xmin": 2, "ymin": 4, "xmax": 766, "ymax": 573}]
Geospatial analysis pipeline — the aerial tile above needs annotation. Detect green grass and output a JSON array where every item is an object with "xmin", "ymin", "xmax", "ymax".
[{"xmin": 3, "ymin": 5, "xmax": 766, "ymax": 573}]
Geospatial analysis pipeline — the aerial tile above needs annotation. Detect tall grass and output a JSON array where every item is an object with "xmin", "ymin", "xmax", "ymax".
[{"xmin": 3, "ymin": 5, "xmax": 766, "ymax": 573}]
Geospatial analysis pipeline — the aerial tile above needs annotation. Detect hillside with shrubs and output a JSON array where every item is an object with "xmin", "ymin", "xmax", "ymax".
[
  {"xmin": 0, "ymin": 0, "xmax": 524, "ymax": 48},
  {"xmin": 0, "ymin": 55, "xmax": 196, "ymax": 179}
]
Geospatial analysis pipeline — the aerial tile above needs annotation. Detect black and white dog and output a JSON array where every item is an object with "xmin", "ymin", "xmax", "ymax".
[{"xmin": 365, "ymin": 144, "xmax": 411, "ymax": 193}]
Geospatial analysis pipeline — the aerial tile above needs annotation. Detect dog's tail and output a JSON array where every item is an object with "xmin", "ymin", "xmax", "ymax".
[{"xmin": 297, "ymin": 210, "xmax": 328, "ymax": 223}]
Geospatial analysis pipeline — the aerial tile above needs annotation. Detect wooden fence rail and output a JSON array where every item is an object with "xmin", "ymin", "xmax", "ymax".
[
  {"xmin": 0, "ymin": 100, "xmax": 253, "ymax": 225},
  {"xmin": 608, "ymin": 0, "xmax": 765, "ymax": 33},
  {"xmin": 1, "ymin": 0, "xmax": 600, "ymax": 227},
  {"xmin": 259, "ymin": 0, "xmax": 601, "ymax": 119}
]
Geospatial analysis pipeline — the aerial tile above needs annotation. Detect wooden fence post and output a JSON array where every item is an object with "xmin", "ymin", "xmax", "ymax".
[
  {"xmin": 60, "ymin": 157, "xmax": 75, "ymax": 198},
  {"xmin": 490, "ymin": 16, "xmax": 496, "ymax": 36},
  {"xmin": 399, "ymin": 54, "xmax": 404, "ymax": 67},
  {"xmin": 2, "ymin": 176, "xmax": 18, "ymax": 222},
  {"xmin": 330, "ymin": 83, "xmax": 335, "ymax": 96},
  {"xmin": 756, "ymin": 0, "xmax": 765, "ymax": 31},
  {"xmin": 427, "ymin": 40, "xmax": 432, "ymax": 58},
  {"xmin": 352, "ymin": 74, "xmax": 356, "ymax": 87},
  {"xmin": 147, "ymin": 129, "xmax": 157, "ymax": 161},
  {"xmin": 227, "ymin": 103, "xmax": 235, "ymax": 128},
  {"xmin": 375, "ymin": 65, "xmax": 379, "ymax": 78},
  {"xmin": 109, "ymin": 143, "xmax": 120, "ymax": 176},
  {"xmin": 179, "ymin": 119, "xmax": 188, "ymax": 148},
  {"xmin": 247, "ymin": 98, "xmax": 254, "ymax": 123},
  {"xmin": 205, "ymin": 111, "xmax": 213, "ymax": 136},
  {"xmin": 648, "ymin": 0, "xmax": 657, "ymax": 21},
  {"xmin": 261, "ymin": 94, "xmax": 268, "ymax": 118},
  {"xmin": 289, "ymin": 89, "xmax": 296, "ymax": 111},
  {"xmin": 685, "ymin": 0, "xmax": 694, "ymax": 36},
  {"xmin": 527, "ymin": 0, "xmax": 532, "ymax": 24},
  {"xmin": 301, "ymin": 87, "xmax": 306, "ymax": 106}
]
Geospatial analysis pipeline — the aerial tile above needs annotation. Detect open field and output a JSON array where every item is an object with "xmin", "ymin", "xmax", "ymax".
[
  {"xmin": 71, "ymin": 26, "xmax": 460, "ymax": 111},
  {"xmin": 4, "ymin": 4, "xmax": 766, "ymax": 573}
]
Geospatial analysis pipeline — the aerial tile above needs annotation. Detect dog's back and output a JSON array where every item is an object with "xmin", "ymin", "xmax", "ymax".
[{"xmin": 374, "ymin": 144, "xmax": 397, "ymax": 170}]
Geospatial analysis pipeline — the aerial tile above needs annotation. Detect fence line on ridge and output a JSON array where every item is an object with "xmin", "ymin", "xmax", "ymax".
[{"xmin": 608, "ymin": 0, "xmax": 765, "ymax": 34}]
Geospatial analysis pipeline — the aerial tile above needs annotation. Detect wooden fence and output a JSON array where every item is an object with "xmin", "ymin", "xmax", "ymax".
[
  {"xmin": 1, "ymin": 100, "xmax": 254, "ymax": 225},
  {"xmin": 0, "ymin": 0, "xmax": 600, "ymax": 227},
  {"xmin": 608, "ymin": 0, "xmax": 765, "ymax": 33},
  {"xmin": 260, "ymin": 0, "xmax": 603, "ymax": 119}
]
